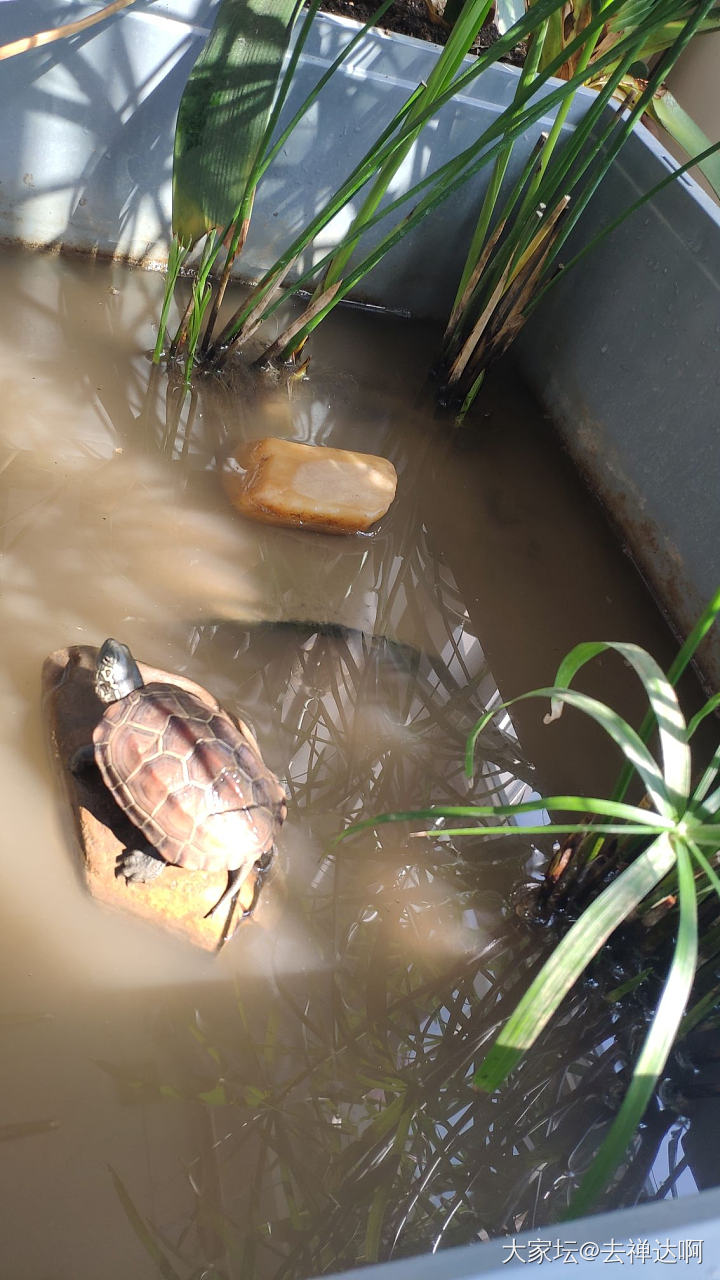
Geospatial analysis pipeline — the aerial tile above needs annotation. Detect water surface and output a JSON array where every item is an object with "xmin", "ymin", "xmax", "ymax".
[{"xmin": 0, "ymin": 247, "xmax": 702, "ymax": 1278}]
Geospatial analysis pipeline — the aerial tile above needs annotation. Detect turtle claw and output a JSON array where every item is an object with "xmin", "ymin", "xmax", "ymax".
[
  {"xmin": 207, "ymin": 847, "xmax": 275, "ymax": 940},
  {"xmin": 117, "ymin": 849, "xmax": 166, "ymax": 884},
  {"xmin": 205, "ymin": 867, "xmax": 244, "ymax": 922}
]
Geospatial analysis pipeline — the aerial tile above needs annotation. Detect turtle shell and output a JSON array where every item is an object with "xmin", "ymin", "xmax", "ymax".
[{"xmin": 93, "ymin": 682, "xmax": 287, "ymax": 873}]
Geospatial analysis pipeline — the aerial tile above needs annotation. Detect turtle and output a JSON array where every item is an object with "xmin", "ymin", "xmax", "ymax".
[{"xmin": 79, "ymin": 638, "xmax": 287, "ymax": 929}]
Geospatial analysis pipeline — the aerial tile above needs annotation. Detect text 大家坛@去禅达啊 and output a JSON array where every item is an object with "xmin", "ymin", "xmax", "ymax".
[{"xmin": 501, "ymin": 1237, "xmax": 703, "ymax": 1264}]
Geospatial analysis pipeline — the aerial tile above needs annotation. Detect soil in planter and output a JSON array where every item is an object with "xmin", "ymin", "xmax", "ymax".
[
  {"xmin": 318, "ymin": 0, "xmax": 514, "ymax": 58},
  {"xmin": 0, "ymin": 244, "xmax": 711, "ymax": 1279}
]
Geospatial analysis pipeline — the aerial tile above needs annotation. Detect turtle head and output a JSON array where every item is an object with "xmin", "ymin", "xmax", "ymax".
[{"xmin": 95, "ymin": 638, "xmax": 144, "ymax": 704}]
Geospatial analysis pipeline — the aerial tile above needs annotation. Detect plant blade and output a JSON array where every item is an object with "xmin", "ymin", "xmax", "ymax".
[
  {"xmin": 568, "ymin": 839, "xmax": 698, "ymax": 1215},
  {"xmin": 547, "ymin": 642, "xmax": 691, "ymax": 812},
  {"xmin": 651, "ymin": 87, "xmax": 720, "ymax": 198},
  {"xmin": 474, "ymin": 833, "xmax": 677, "ymax": 1092},
  {"xmin": 466, "ymin": 684, "xmax": 673, "ymax": 818},
  {"xmin": 108, "ymin": 1166, "xmax": 184, "ymax": 1280},
  {"xmin": 339, "ymin": 795, "xmax": 670, "ymax": 841}
]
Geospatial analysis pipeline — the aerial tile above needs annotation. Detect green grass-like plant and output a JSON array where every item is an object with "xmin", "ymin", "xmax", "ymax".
[
  {"xmin": 341, "ymin": 586, "xmax": 720, "ymax": 1214},
  {"xmin": 155, "ymin": 0, "xmax": 401, "ymax": 379},
  {"xmin": 438, "ymin": 0, "xmax": 720, "ymax": 412},
  {"xmin": 153, "ymin": 0, "xmax": 720, "ymax": 395}
]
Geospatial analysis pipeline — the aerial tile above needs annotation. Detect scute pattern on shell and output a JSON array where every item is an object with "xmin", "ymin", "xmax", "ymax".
[{"xmin": 93, "ymin": 683, "xmax": 287, "ymax": 872}]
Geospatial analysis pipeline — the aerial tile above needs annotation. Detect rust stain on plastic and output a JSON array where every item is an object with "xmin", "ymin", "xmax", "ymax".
[{"xmin": 547, "ymin": 396, "xmax": 720, "ymax": 691}]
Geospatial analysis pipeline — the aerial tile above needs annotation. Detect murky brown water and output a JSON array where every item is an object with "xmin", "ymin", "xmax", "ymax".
[{"xmin": 0, "ymin": 247, "xmax": 705, "ymax": 1277}]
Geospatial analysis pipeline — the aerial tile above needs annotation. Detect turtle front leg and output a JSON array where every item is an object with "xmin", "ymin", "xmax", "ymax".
[{"xmin": 117, "ymin": 849, "xmax": 166, "ymax": 884}]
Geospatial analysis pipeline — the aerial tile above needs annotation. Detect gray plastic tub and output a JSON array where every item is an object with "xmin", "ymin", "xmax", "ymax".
[
  {"xmin": 322, "ymin": 1185, "xmax": 720, "ymax": 1278},
  {"xmin": 5, "ymin": 3, "xmax": 720, "ymax": 1274}
]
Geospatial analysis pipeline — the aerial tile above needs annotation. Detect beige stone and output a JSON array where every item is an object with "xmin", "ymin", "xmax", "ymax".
[
  {"xmin": 221, "ymin": 437, "xmax": 397, "ymax": 535},
  {"xmin": 42, "ymin": 645, "xmax": 270, "ymax": 952}
]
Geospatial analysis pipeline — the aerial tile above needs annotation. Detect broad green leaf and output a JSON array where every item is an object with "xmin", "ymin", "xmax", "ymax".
[
  {"xmin": 173, "ymin": 0, "xmax": 303, "ymax": 246},
  {"xmin": 569, "ymin": 839, "xmax": 697, "ymax": 1214},
  {"xmin": 473, "ymin": 832, "xmax": 676, "ymax": 1091},
  {"xmin": 651, "ymin": 88, "xmax": 720, "ymax": 199}
]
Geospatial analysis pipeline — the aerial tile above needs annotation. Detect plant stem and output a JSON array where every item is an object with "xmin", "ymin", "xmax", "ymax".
[
  {"xmin": 449, "ymin": 15, "xmax": 550, "ymax": 313},
  {"xmin": 153, "ymin": 236, "xmax": 190, "ymax": 363},
  {"xmin": 199, "ymin": 201, "xmax": 253, "ymax": 355}
]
